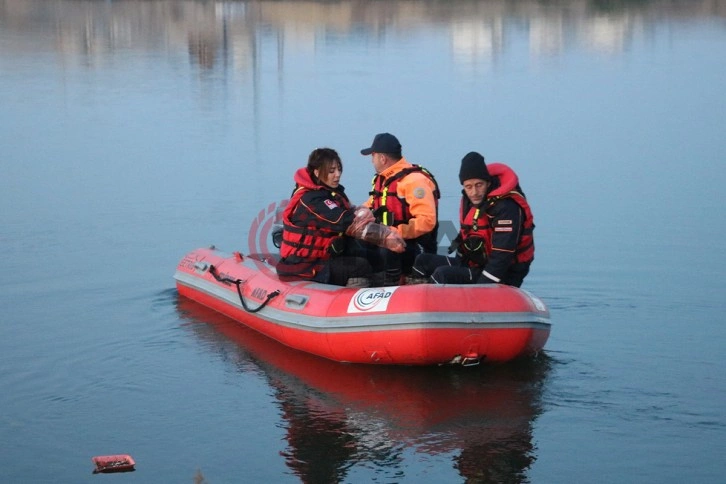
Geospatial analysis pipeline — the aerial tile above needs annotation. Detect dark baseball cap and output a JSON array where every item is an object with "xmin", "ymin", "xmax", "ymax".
[{"xmin": 360, "ymin": 133, "xmax": 402, "ymax": 156}]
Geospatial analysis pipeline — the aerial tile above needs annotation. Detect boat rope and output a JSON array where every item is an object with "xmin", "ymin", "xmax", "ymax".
[{"xmin": 208, "ymin": 265, "xmax": 281, "ymax": 313}]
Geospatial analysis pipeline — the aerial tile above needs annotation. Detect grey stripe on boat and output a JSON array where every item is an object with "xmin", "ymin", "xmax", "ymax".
[{"xmin": 175, "ymin": 271, "xmax": 551, "ymax": 334}]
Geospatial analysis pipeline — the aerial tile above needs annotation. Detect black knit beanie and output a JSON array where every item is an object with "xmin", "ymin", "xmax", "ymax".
[{"xmin": 458, "ymin": 152, "xmax": 491, "ymax": 184}]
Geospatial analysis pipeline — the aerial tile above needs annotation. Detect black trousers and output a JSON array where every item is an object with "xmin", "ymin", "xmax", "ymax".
[
  {"xmin": 412, "ymin": 253, "xmax": 480, "ymax": 284},
  {"xmin": 324, "ymin": 239, "xmax": 381, "ymax": 286},
  {"xmin": 412, "ymin": 253, "xmax": 530, "ymax": 287}
]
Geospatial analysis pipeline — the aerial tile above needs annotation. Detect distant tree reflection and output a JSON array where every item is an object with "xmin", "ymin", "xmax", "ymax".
[
  {"xmin": 188, "ymin": 32, "xmax": 219, "ymax": 70},
  {"xmin": 3, "ymin": 0, "xmax": 721, "ymax": 76}
]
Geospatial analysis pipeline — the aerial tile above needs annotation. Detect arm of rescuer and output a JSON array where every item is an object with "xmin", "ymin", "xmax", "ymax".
[
  {"xmin": 479, "ymin": 198, "xmax": 524, "ymax": 283},
  {"xmin": 363, "ymin": 172, "xmax": 437, "ymax": 240},
  {"xmin": 395, "ymin": 171, "xmax": 437, "ymax": 239},
  {"xmin": 296, "ymin": 192, "xmax": 404, "ymax": 252}
]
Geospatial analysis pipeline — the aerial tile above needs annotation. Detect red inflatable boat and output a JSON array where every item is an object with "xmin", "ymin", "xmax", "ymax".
[{"xmin": 174, "ymin": 247, "xmax": 551, "ymax": 366}]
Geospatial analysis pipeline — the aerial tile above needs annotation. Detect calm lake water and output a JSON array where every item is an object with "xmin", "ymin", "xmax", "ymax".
[{"xmin": 2, "ymin": 0, "xmax": 725, "ymax": 482}]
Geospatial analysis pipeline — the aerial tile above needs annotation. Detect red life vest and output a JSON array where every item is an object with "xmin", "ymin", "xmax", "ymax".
[
  {"xmin": 370, "ymin": 164, "xmax": 439, "ymax": 225},
  {"xmin": 280, "ymin": 169, "xmax": 351, "ymax": 261},
  {"xmin": 458, "ymin": 163, "xmax": 535, "ymax": 266}
]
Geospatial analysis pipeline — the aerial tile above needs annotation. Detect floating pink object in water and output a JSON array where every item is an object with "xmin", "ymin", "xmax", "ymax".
[{"xmin": 91, "ymin": 454, "xmax": 135, "ymax": 473}]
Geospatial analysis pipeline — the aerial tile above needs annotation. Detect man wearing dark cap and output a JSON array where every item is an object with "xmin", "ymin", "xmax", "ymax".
[
  {"xmin": 410, "ymin": 151, "xmax": 535, "ymax": 287},
  {"xmin": 360, "ymin": 132, "xmax": 440, "ymax": 286}
]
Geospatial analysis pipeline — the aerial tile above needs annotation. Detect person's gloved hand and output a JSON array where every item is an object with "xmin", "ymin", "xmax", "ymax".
[
  {"xmin": 359, "ymin": 223, "xmax": 405, "ymax": 252},
  {"xmin": 355, "ymin": 206, "xmax": 375, "ymax": 224},
  {"xmin": 346, "ymin": 207, "xmax": 375, "ymax": 237},
  {"xmin": 461, "ymin": 236, "xmax": 486, "ymax": 266},
  {"xmin": 448, "ymin": 234, "xmax": 462, "ymax": 255},
  {"xmin": 383, "ymin": 231, "xmax": 405, "ymax": 253}
]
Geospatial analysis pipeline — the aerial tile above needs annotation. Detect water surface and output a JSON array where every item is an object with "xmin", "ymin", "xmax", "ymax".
[{"xmin": 1, "ymin": 1, "xmax": 725, "ymax": 482}]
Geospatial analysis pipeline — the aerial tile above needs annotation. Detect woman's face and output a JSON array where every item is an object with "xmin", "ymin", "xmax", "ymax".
[{"xmin": 315, "ymin": 160, "xmax": 342, "ymax": 188}]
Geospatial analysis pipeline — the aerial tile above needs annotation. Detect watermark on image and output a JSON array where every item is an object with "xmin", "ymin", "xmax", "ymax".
[{"xmin": 246, "ymin": 200, "xmax": 459, "ymax": 273}]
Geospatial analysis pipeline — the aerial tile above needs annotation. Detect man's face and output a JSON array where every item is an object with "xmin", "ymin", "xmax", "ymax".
[
  {"xmin": 371, "ymin": 153, "xmax": 386, "ymax": 174},
  {"xmin": 462, "ymin": 178, "xmax": 489, "ymax": 205}
]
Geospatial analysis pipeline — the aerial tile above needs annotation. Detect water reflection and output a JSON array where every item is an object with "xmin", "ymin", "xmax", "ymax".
[
  {"xmin": 2, "ymin": 0, "xmax": 724, "ymax": 71},
  {"xmin": 177, "ymin": 296, "xmax": 552, "ymax": 482}
]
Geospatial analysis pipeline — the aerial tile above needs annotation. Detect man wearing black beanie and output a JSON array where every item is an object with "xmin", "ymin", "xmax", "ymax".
[
  {"xmin": 410, "ymin": 151, "xmax": 535, "ymax": 287},
  {"xmin": 458, "ymin": 151, "xmax": 491, "ymax": 184}
]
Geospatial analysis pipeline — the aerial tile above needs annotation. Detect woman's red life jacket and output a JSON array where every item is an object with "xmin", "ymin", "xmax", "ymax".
[{"xmin": 280, "ymin": 169, "xmax": 351, "ymax": 261}]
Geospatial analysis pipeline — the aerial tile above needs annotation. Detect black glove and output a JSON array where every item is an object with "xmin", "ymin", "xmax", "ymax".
[
  {"xmin": 328, "ymin": 236, "xmax": 346, "ymax": 255},
  {"xmin": 462, "ymin": 236, "xmax": 486, "ymax": 267},
  {"xmin": 448, "ymin": 234, "xmax": 462, "ymax": 254}
]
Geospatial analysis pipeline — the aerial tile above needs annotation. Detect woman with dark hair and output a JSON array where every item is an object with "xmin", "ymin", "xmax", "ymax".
[{"xmin": 277, "ymin": 148, "xmax": 404, "ymax": 287}]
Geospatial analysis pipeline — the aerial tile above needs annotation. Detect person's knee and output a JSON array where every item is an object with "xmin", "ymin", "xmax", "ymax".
[
  {"xmin": 431, "ymin": 266, "xmax": 448, "ymax": 284},
  {"xmin": 381, "ymin": 249, "xmax": 403, "ymax": 271},
  {"xmin": 412, "ymin": 253, "xmax": 435, "ymax": 276},
  {"xmin": 353, "ymin": 257, "xmax": 373, "ymax": 277}
]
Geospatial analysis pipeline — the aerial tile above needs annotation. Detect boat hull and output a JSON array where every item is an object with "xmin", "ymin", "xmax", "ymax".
[{"xmin": 174, "ymin": 247, "xmax": 551, "ymax": 365}]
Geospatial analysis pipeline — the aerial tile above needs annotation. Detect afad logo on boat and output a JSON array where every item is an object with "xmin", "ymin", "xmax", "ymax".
[{"xmin": 347, "ymin": 287, "xmax": 398, "ymax": 313}]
